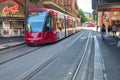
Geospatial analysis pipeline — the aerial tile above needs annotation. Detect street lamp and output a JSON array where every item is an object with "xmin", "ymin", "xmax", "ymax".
[
  {"xmin": 24, "ymin": 0, "xmax": 27, "ymax": 28},
  {"xmin": 64, "ymin": 1, "xmax": 67, "ymax": 37}
]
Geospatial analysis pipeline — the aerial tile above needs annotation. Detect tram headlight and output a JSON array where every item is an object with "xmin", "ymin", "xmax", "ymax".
[{"xmin": 27, "ymin": 24, "xmax": 31, "ymax": 32}]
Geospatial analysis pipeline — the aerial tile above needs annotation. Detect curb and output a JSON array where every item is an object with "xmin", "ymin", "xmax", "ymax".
[
  {"xmin": 94, "ymin": 36, "xmax": 105, "ymax": 80},
  {"xmin": 0, "ymin": 42, "xmax": 25, "ymax": 50}
]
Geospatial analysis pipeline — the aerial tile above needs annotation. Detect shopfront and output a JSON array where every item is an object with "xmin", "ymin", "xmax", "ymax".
[
  {"xmin": 0, "ymin": 0, "xmax": 24, "ymax": 37},
  {"xmin": 97, "ymin": 2, "xmax": 120, "ymax": 34},
  {"xmin": 97, "ymin": 10, "xmax": 120, "ymax": 32}
]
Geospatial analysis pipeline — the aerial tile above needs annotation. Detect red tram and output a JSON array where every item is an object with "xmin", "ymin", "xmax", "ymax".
[{"xmin": 24, "ymin": 8, "xmax": 80, "ymax": 45}]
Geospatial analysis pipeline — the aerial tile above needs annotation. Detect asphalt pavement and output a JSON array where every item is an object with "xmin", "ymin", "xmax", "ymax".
[{"xmin": 0, "ymin": 28, "xmax": 120, "ymax": 80}]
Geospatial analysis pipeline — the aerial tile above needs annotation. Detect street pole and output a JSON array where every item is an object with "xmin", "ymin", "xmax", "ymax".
[
  {"xmin": 64, "ymin": 1, "xmax": 67, "ymax": 37},
  {"xmin": 24, "ymin": 0, "xmax": 27, "ymax": 29},
  {"xmin": 64, "ymin": 11, "xmax": 67, "ymax": 37}
]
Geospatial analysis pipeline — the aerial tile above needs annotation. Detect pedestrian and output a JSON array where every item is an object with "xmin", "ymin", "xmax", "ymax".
[
  {"xmin": 111, "ymin": 24, "xmax": 117, "ymax": 36},
  {"xmin": 96, "ymin": 25, "xmax": 99, "ymax": 31},
  {"xmin": 100, "ymin": 23, "xmax": 106, "ymax": 40},
  {"xmin": 107, "ymin": 25, "xmax": 111, "ymax": 35}
]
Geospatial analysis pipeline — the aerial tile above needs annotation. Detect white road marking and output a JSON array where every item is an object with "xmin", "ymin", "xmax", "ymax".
[{"xmin": 94, "ymin": 36, "xmax": 107, "ymax": 80}]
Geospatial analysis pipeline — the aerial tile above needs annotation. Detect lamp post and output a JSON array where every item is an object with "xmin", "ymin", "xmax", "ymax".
[
  {"xmin": 24, "ymin": 0, "xmax": 27, "ymax": 28},
  {"xmin": 64, "ymin": 1, "xmax": 67, "ymax": 37}
]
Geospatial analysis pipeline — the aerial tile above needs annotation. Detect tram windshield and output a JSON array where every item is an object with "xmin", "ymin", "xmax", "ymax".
[{"xmin": 26, "ymin": 11, "xmax": 48, "ymax": 32}]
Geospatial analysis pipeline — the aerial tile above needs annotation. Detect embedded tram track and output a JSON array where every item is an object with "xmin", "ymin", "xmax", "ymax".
[
  {"xmin": 71, "ymin": 31, "xmax": 92, "ymax": 80},
  {"xmin": 15, "ymin": 30, "xmax": 88, "ymax": 80},
  {"xmin": 0, "ymin": 44, "xmax": 27, "ymax": 55},
  {"xmin": 0, "ymin": 30, "xmax": 85, "ymax": 66},
  {"xmin": 14, "ymin": 30, "xmax": 92, "ymax": 80},
  {"xmin": 0, "ymin": 45, "xmax": 41, "ymax": 65},
  {"xmin": 61, "ymin": 30, "xmax": 93, "ymax": 80}
]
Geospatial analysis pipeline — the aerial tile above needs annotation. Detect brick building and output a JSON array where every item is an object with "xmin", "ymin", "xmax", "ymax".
[{"xmin": 29, "ymin": 0, "xmax": 78, "ymax": 18}]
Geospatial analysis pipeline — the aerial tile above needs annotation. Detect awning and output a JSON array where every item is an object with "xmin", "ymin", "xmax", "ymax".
[
  {"xmin": 97, "ymin": 2, "xmax": 120, "ymax": 12},
  {"xmin": 97, "ymin": 8, "xmax": 120, "ymax": 12}
]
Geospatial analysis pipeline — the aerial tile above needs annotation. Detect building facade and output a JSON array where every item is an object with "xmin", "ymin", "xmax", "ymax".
[
  {"xmin": 92, "ymin": 0, "xmax": 120, "ymax": 33},
  {"xmin": 0, "ymin": 0, "xmax": 25, "ymax": 37},
  {"xmin": 0, "ymin": 0, "xmax": 79, "ymax": 37},
  {"xmin": 41, "ymin": 0, "xmax": 78, "ymax": 18},
  {"xmin": 92, "ymin": 0, "xmax": 99, "ymax": 10}
]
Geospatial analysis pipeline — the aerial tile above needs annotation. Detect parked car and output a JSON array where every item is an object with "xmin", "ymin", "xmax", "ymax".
[{"xmin": 88, "ymin": 23, "xmax": 95, "ymax": 27}]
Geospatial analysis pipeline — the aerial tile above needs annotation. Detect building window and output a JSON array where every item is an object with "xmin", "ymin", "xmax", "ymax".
[{"xmin": 10, "ymin": 21, "xmax": 23, "ymax": 29}]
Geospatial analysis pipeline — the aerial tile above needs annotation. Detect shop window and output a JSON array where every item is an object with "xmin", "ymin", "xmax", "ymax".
[
  {"xmin": 10, "ymin": 21, "xmax": 23, "ymax": 29},
  {"xmin": 56, "ymin": 18, "xmax": 64, "ymax": 31}
]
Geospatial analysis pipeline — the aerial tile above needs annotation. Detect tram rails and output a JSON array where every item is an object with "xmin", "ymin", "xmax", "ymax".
[
  {"xmin": 0, "ymin": 44, "xmax": 41, "ymax": 65},
  {"xmin": 0, "ymin": 30, "xmax": 84, "ymax": 66},
  {"xmin": 71, "ymin": 31, "xmax": 92, "ymax": 80},
  {"xmin": 0, "ymin": 30, "xmax": 83, "ymax": 66},
  {"xmin": 15, "ymin": 30, "xmax": 92, "ymax": 80},
  {"xmin": 0, "ymin": 30, "xmax": 93, "ymax": 80}
]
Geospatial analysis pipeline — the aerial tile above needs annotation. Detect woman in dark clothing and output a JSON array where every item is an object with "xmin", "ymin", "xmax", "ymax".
[
  {"xmin": 100, "ymin": 23, "xmax": 106, "ymax": 40},
  {"xmin": 107, "ymin": 25, "xmax": 111, "ymax": 35}
]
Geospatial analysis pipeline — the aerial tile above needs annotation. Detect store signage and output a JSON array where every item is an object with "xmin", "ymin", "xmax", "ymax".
[{"xmin": 2, "ymin": 5, "xmax": 18, "ymax": 15}]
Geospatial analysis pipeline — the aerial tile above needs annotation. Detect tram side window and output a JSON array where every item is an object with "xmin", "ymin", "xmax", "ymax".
[
  {"xmin": 69, "ymin": 20, "xmax": 72, "ymax": 28},
  {"xmin": 44, "ymin": 14, "xmax": 53, "ymax": 32},
  {"xmin": 61, "ymin": 19, "xmax": 65, "ymax": 30},
  {"xmin": 0, "ymin": 21, "xmax": 2, "ymax": 29},
  {"xmin": 75, "ymin": 21, "xmax": 77, "ymax": 27},
  {"xmin": 67, "ymin": 19, "xmax": 70, "ymax": 29},
  {"xmin": 57, "ymin": 18, "xmax": 64, "ymax": 31},
  {"xmin": 57, "ymin": 18, "xmax": 61, "ymax": 31},
  {"xmin": 73, "ymin": 21, "xmax": 75, "ymax": 28},
  {"xmin": 77, "ymin": 21, "xmax": 80, "ymax": 27}
]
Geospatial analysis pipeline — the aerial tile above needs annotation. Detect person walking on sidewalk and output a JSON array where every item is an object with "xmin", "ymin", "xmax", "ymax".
[
  {"xmin": 112, "ymin": 24, "xmax": 117, "ymax": 36},
  {"xmin": 96, "ymin": 25, "xmax": 99, "ymax": 31},
  {"xmin": 100, "ymin": 23, "xmax": 106, "ymax": 40},
  {"xmin": 107, "ymin": 25, "xmax": 111, "ymax": 35}
]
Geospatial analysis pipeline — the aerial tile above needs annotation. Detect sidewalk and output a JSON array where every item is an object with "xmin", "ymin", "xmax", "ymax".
[
  {"xmin": 96, "ymin": 34, "xmax": 120, "ymax": 80},
  {"xmin": 0, "ymin": 37, "xmax": 25, "ymax": 50},
  {"xmin": 81, "ymin": 27, "xmax": 120, "ymax": 39},
  {"xmin": 94, "ymin": 30, "xmax": 120, "ymax": 80}
]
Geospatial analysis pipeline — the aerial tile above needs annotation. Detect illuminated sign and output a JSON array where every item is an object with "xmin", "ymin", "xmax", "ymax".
[{"xmin": 2, "ymin": 5, "xmax": 18, "ymax": 15}]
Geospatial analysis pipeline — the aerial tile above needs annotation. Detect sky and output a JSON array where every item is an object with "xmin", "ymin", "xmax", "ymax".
[{"xmin": 77, "ymin": 0, "xmax": 93, "ymax": 13}]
